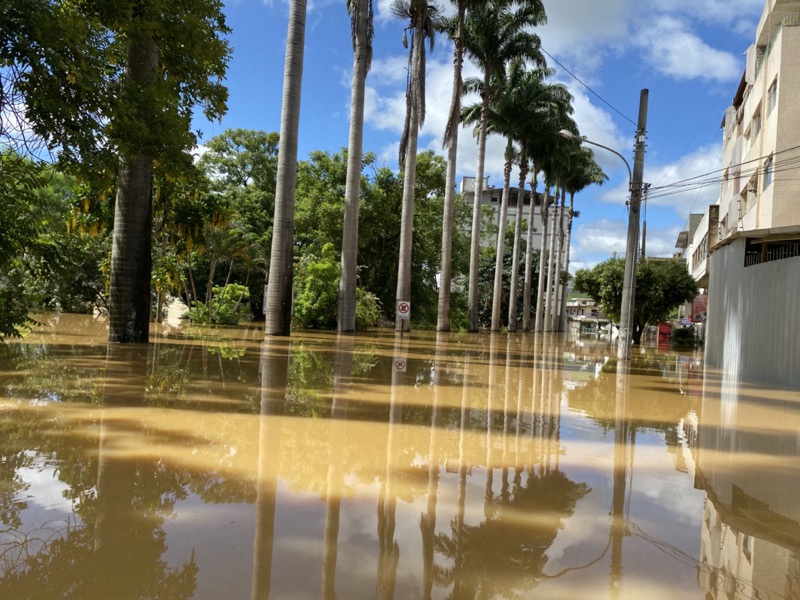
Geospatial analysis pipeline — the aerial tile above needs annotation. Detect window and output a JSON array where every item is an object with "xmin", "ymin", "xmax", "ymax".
[
  {"xmin": 768, "ymin": 78, "xmax": 778, "ymax": 113},
  {"xmin": 753, "ymin": 109, "xmax": 762, "ymax": 137},
  {"xmin": 764, "ymin": 155, "xmax": 774, "ymax": 189}
]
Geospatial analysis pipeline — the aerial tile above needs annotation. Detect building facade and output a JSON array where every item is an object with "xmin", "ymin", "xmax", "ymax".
[{"xmin": 683, "ymin": 0, "xmax": 800, "ymax": 388}]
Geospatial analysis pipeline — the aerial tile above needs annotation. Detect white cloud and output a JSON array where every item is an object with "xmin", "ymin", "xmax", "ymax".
[
  {"xmin": 572, "ymin": 218, "xmax": 630, "ymax": 260},
  {"xmin": 633, "ymin": 16, "xmax": 742, "ymax": 82}
]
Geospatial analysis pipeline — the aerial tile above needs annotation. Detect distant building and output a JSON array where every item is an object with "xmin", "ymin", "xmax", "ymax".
[
  {"xmin": 460, "ymin": 176, "xmax": 550, "ymax": 249},
  {"xmin": 681, "ymin": 0, "xmax": 800, "ymax": 388},
  {"xmin": 565, "ymin": 297, "xmax": 610, "ymax": 335}
]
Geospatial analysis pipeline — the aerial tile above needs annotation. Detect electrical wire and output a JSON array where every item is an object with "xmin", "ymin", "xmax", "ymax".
[
  {"xmin": 540, "ymin": 47, "xmax": 638, "ymax": 128},
  {"xmin": 643, "ymin": 145, "xmax": 800, "ymax": 201}
]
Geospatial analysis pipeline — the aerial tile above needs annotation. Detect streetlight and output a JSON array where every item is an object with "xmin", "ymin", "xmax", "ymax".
[{"xmin": 558, "ymin": 90, "xmax": 648, "ymax": 361}]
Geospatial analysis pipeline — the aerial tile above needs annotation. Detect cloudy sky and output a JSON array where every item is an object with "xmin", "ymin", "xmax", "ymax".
[{"xmin": 196, "ymin": 0, "xmax": 767, "ymax": 271}]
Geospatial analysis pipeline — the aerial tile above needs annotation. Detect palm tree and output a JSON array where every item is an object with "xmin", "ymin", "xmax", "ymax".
[
  {"xmin": 435, "ymin": 2, "xmax": 467, "ymax": 332},
  {"xmin": 265, "ymin": 0, "xmax": 307, "ymax": 336},
  {"xmin": 513, "ymin": 81, "xmax": 574, "ymax": 331},
  {"xmin": 338, "ymin": 0, "xmax": 374, "ymax": 333},
  {"xmin": 392, "ymin": 0, "xmax": 442, "ymax": 333},
  {"xmin": 462, "ymin": 1, "xmax": 546, "ymax": 332},
  {"xmin": 557, "ymin": 147, "xmax": 606, "ymax": 331},
  {"xmin": 533, "ymin": 184, "xmax": 551, "ymax": 333},
  {"xmin": 532, "ymin": 125, "xmax": 578, "ymax": 332}
]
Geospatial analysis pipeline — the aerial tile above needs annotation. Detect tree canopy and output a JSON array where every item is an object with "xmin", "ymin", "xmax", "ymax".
[{"xmin": 573, "ymin": 257, "xmax": 699, "ymax": 344}]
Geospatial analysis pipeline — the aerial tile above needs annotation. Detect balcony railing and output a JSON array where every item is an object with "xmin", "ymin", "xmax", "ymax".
[
  {"xmin": 756, "ymin": 13, "xmax": 800, "ymax": 77},
  {"xmin": 744, "ymin": 238, "xmax": 800, "ymax": 267}
]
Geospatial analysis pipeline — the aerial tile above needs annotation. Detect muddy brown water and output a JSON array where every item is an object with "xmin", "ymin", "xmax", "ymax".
[{"xmin": 1, "ymin": 313, "xmax": 798, "ymax": 599}]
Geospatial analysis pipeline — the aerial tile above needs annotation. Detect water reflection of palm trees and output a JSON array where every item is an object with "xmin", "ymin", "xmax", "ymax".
[{"xmin": 433, "ymin": 333, "xmax": 590, "ymax": 598}]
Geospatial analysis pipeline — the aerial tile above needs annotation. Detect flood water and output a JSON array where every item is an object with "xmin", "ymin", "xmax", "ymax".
[{"xmin": 1, "ymin": 313, "xmax": 798, "ymax": 600}]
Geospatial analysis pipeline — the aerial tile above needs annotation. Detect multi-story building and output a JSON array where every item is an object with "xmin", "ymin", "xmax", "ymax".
[
  {"xmin": 459, "ymin": 176, "xmax": 548, "ymax": 249},
  {"xmin": 687, "ymin": 0, "xmax": 800, "ymax": 388}
]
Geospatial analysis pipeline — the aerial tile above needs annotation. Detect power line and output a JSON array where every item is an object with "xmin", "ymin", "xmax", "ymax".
[
  {"xmin": 644, "ymin": 145, "xmax": 800, "ymax": 201},
  {"xmin": 541, "ymin": 47, "xmax": 637, "ymax": 128}
]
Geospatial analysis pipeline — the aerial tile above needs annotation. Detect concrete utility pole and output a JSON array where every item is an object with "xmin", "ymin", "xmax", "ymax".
[{"xmin": 617, "ymin": 89, "xmax": 649, "ymax": 361}]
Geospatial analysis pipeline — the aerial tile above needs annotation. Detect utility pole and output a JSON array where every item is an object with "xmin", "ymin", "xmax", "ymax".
[{"xmin": 617, "ymin": 89, "xmax": 648, "ymax": 361}]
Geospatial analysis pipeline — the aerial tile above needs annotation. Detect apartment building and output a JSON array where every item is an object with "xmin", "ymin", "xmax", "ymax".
[
  {"xmin": 459, "ymin": 176, "xmax": 548, "ymax": 248},
  {"xmin": 690, "ymin": 0, "xmax": 800, "ymax": 388}
]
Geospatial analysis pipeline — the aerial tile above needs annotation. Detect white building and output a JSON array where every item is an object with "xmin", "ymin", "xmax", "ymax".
[
  {"xmin": 459, "ymin": 176, "xmax": 550, "ymax": 249},
  {"xmin": 686, "ymin": 0, "xmax": 800, "ymax": 389}
]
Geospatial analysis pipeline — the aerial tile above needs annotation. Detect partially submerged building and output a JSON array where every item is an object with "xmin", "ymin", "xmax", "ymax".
[{"xmin": 682, "ymin": 0, "xmax": 800, "ymax": 388}]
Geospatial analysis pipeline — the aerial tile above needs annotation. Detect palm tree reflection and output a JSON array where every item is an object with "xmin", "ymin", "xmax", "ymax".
[
  {"xmin": 321, "ymin": 335, "xmax": 354, "ymax": 600},
  {"xmin": 432, "ymin": 333, "xmax": 590, "ymax": 598},
  {"xmin": 250, "ymin": 338, "xmax": 290, "ymax": 600}
]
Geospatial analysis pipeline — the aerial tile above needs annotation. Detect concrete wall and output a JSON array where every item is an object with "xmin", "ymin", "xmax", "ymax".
[{"xmin": 705, "ymin": 238, "xmax": 800, "ymax": 389}]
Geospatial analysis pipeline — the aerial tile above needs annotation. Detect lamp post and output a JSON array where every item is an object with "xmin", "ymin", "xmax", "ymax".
[{"xmin": 558, "ymin": 89, "xmax": 648, "ymax": 360}]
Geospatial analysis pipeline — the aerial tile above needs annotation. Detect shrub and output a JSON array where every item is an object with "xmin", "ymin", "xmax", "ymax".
[{"xmin": 187, "ymin": 284, "xmax": 250, "ymax": 325}]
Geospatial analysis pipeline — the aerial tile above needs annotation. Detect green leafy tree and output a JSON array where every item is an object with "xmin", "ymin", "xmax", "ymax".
[
  {"xmin": 0, "ymin": 153, "xmax": 46, "ymax": 338},
  {"xmin": 4, "ymin": 0, "xmax": 231, "ymax": 343},
  {"xmin": 573, "ymin": 257, "xmax": 700, "ymax": 344}
]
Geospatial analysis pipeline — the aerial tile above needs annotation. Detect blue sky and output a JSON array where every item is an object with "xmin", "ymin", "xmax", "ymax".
[{"xmin": 195, "ymin": 0, "xmax": 767, "ymax": 271}]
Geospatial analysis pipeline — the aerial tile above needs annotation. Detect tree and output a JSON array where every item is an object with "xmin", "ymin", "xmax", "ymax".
[
  {"xmin": 196, "ymin": 129, "xmax": 279, "ymax": 317},
  {"xmin": 338, "ymin": 0, "xmax": 375, "ymax": 333},
  {"xmin": 266, "ymin": 0, "xmax": 307, "ymax": 336},
  {"xmin": 0, "ymin": 153, "xmax": 48, "ymax": 338},
  {"xmin": 557, "ymin": 146, "xmax": 606, "ymax": 331},
  {"xmin": 462, "ymin": 1, "xmax": 546, "ymax": 332},
  {"xmin": 573, "ymin": 257, "xmax": 700, "ymax": 344},
  {"xmin": 435, "ymin": 0, "xmax": 469, "ymax": 332},
  {"xmin": 391, "ymin": 0, "xmax": 443, "ymax": 333},
  {"xmin": 512, "ymin": 78, "xmax": 574, "ymax": 332},
  {"xmin": 4, "ymin": 0, "xmax": 231, "ymax": 343}
]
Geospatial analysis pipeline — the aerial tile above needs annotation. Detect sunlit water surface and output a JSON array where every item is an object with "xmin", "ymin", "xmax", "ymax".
[{"xmin": 1, "ymin": 313, "xmax": 798, "ymax": 600}]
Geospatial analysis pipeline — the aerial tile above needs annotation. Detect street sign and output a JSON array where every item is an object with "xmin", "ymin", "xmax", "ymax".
[
  {"xmin": 393, "ymin": 357, "xmax": 407, "ymax": 372},
  {"xmin": 396, "ymin": 300, "xmax": 411, "ymax": 320}
]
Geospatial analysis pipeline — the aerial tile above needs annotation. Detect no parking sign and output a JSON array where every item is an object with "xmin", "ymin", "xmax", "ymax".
[{"xmin": 396, "ymin": 300, "xmax": 411, "ymax": 320}]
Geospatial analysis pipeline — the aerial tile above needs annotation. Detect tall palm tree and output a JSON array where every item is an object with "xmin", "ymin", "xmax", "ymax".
[
  {"xmin": 265, "ymin": 0, "xmax": 307, "ymax": 336},
  {"xmin": 532, "ymin": 125, "xmax": 578, "ymax": 332},
  {"xmin": 557, "ymin": 147, "xmax": 606, "ymax": 331},
  {"xmin": 436, "ymin": 1, "xmax": 467, "ymax": 332},
  {"xmin": 338, "ymin": 0, "xmax": 374, "ymax": 333},
  {"xmin": 508, "ymin": 74, "xmax": 573, "ymax": 331},
  {"xmin": 392, "ymin": 0, "xmax": 442, "ymax": 333},
  {"xmin": 533, "ymin": 185, "xmax": 551, "ymax": 333},
  {"xmin": 462, "ymin": 1, "xmax": 546, "ymax": 332}
]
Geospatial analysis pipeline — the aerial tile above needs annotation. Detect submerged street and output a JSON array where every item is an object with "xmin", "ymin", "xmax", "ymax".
[{"xmin": 0, "ymin": 314, "xmax": 797, "ymax": 599}]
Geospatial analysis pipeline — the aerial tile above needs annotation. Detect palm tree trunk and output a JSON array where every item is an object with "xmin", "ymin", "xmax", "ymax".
[
  {"xmin": 467, "ymin": 93, "xmax": 490, "ymax": 332},
  {"xmin": 265, "ymin": 0, "xmax": 307, "ymax": 336},
  {"xmin": 108, "ymin": 35, "xmax": 158, "ymax": 344},
  {"xmin": 507, "ymin": 160, "xmax": 528, "ymax": 332},
  {"xmin": 522, "ymin": 171, "xmax": 538, "ymax": 331},
  {"xmin": 395, "ymin": 118, "xmax": 418, "ymax": 334},
  {"xmin": 436, "ymin": 4, "xmax": 465, "ymax": 333},
  {"xmin": 550, "ymin": 189, "xmax": 566, "ymax": 332},
  {"xmin": 338, "ymin": 1, "xmax": 370, "ymax": 333},
  {"xmin": 490, "ymin": 151, "xmax": 513, "ymax": 331},
  {"xmin": 543, "ymin": 190, "xmax": 559, "ymax": 331},
  {"xmin": 395, "ymin": 17, "xmax": 424, "ymax": 334},
  {"xmin": 558, "ymin": 194, "xmax": 575, "ymax": 334},
  {"xmin": 533, "ymin": 188, "xmax": 550, "ymax": 332}
]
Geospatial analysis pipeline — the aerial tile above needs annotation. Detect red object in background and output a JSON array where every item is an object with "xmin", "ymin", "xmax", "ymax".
[
  {"xmin": 692, "ymin": 294, "xmax": 707, "ymax": 322},
  {"xmin": 657, "ymin": 322, "xmax": 672, "ymax": 350}
]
